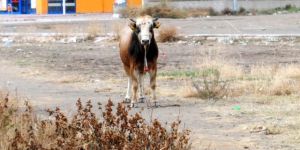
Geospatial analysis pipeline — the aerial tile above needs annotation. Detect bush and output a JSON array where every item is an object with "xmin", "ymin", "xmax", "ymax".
[
  {"xmin": 285, "ymin": 4, "xmax": 292, "ymax": 10},
  {"xmin": 140, "ymin": 5, "xmax": 187, "ymax": 18},
  {"xmin": 158, "ymin": 26, "xmax": 178, "ymax": 42},
  {"xmin": 238, "ymin": 7, "xmax": 247, "ymax": 15},
  {"xmin": 192, "ymin": 67, "xmax": 230, "ymax": 100},
  {"xmin": 208, "ymin": 7, "xmax": 219, "ymax": 16},
  {"xmin": 184, "ymin": 7, "xmax": 216, "ymax": 17},
  {"xmin": 118, "ymin": 7, "xmax": 141, "ymax": 18},
  {"xmin": 0, "ymin": 96, "xmax": 190, "ymax": 149},
  {"xmin": 221, "ymin": 7, "xmax": 233, "ymax": 15},
  {"xmin": 119, "ymin": 5, "xmax": 187, "ymax": 18}
]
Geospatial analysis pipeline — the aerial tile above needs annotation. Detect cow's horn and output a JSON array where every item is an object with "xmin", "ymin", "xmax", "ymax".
[
  {"xmin": 130, "ymin": 18, "xmax": 136, "ymax": 23},
  {"xmin": 153, "ymin": 18, "xmax": 159, "ymax": 22}
]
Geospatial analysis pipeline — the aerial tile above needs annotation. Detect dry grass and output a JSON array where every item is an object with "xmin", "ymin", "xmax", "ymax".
[
  {"xmin": 247, "ymin": 64, "xmax": 300, "ymax": 96},
  {"xmin": 52, "ymin": 24, "xmax": 73, "ymax": 35},
  {"xmin": 186, "ymin": 7, "xmax": 218, "ymax": 17},
  {"xmin": 0, "ymin": 95, "xmax": 190, "ymax": 149},
  {"xmin": 85, "ymin": 23, "xmax": 103, "ymax": 41},
  {"xmin": 178, "ymin": 59, "xmax": 300, "ymax": 99},
  {"xmin": 119, "ymin": 5, "xmax": 217, "ymax": 18},
  {"xmin": 119, "ymin": 7, "xmax": 141, "ymax": 18},
  {"xmin": 158, "ymin": 25, "xmax": 178, "ymax": 42},
  {"xmin": 140, "ymin": 5, "xmax": 186, "ymax": 18},
  {"xmin": 57, "ymin": 75, "xmax": 85, "ymax": 84},
  {"xmin": 179, "ymin": 59, "xmax": 242, "ymax": 99},
  {"xmin": 112, "ymin": 22, "xmax": 123, "ymax": 41}
]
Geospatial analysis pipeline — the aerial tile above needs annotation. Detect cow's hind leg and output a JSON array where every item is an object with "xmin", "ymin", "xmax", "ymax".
[
  {"xmin": 149, "ymin": 69, "xmax": 157, "ymax": 107},
  {"xmin": 124, "ymin": 77, "xmax": 132, "ymax": 103}
]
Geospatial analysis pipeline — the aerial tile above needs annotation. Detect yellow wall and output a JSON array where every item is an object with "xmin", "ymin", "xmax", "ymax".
[
  {"xmin": 76, "ymin": 0, "xmax": 103, "ymax": 13},
  {"xmin": 76, "ymin": 0, "xmax": 114, "ymax": 13},
  {"xmin": 103, "ymin": 0, "xmax": 114, "ymax": 13},
  {"xmin": 127, "ymin": 0, "xmax": 142, "ymax": 8},
  {"xmin": 36, "ymin": 0, "xmax": 48, "ymax": 15},
  {"xmin": 76, "ymin": 0, "xmax": 141, "ymax": 13}
]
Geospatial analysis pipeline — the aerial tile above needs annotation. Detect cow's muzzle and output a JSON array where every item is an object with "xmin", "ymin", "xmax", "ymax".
[{"xmin": 141, "ymin": 39, "xmax": 150, "ymax": 45}]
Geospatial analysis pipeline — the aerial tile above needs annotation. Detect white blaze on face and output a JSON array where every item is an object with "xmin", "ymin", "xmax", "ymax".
[{"xmin": 136, "ymin": 16, "xmax": 154, "ymax": 45}]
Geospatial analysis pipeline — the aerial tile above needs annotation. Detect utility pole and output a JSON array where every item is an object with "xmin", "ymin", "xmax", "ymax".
[
  {"xmin": 233, "ymin": 0, "xmax": 238, "ymax": 13},
  {"xmin": 62, "ymin": 0, "xmax": 66, "ymax": 15}
]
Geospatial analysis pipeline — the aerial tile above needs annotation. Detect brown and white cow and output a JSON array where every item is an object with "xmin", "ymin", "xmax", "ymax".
[{"xmin": 119, "ymin": 15, "xmax": 160, "ymax": 107}]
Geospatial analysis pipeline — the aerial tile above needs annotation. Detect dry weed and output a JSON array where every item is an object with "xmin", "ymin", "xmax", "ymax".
[
  {"xmin": 85, "ymin": 23, "xmax": 103, "ymax": 41},
  {"xmin": 158, "ymin": 25, "xmax": 178, "ymax": 42},
  {"xmin": 57, "ymin": 75, "xmax": 85, "ymax": 84},
  {"xmin": 187, "ymin": 8, "xmax": 216, "ymax": 17},
  {"xmin": 0, "ymin": 96, "xmax": 190, "ymax": 149},
  {"xmin": 112, "ymin": 22, "xmax": 123, "ymax": 41},
  {"xmin": 248, "ymin": 64, "xmax": 300, "ymax": 96},
  {"xmin": 119, "ymin": 5, "xmax": 216, "ymax": 18},
  {"xmin": 181, "ymin": 59, "xmax": 300, "ymax": 99}
]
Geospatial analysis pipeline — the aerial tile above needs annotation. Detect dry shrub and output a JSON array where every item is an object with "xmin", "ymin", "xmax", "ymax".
[
  {"xmin": 187, "ymin": 7, "xmax": 218, "ymax": 17},
  {"xmin": 119, "ymin": 5, "xmax": 186, "ymax": 18},
  {"xmin": 140, "ymin": 5, "xmax": 186, "ymax": 18},
  {"xmin": 85, "ymin": 23, "xmax": 103, "ymax": 41},
  {"xmin": 238, "ymin": 7, "xmax": 247, "ymax": 15},
  {"xmin": 0, "ymin": 96, "xmax": 190, "ymax": 149},
  {"xmin": 118, "ymin": 7, "xmax": 141, "ymax": 18},
  {"xmin": 221, "ymin": 7, "xmax": 234, "ymax": 15},
  {"xmin": 180, "ymin": 59, "xmax": 242, "ymax": 99},
  {"xmin": 191, "ymin": 67, "xmax": 230, "ymax": 100},
  {"xmin": 158, "ymin": 26, "xmax": 178, "ymax": 42}
]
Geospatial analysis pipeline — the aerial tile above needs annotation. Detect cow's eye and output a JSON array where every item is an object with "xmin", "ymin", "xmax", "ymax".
[{"xmin": 136, "ymin": 27, "xmax": 141, "ymax": 33}]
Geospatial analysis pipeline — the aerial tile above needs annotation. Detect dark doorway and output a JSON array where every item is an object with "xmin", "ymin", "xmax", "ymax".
[
  {"xmin": 48, "ymin": 0, "xmax": 62, "ymax": 14},
  {"xmin": 66, "ymin": 0, "xmax": 75, "ymax": 13}
]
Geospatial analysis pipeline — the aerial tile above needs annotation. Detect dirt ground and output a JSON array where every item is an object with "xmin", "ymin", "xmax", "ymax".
[
  {"xmin": 1, "ymin": 14, "xmax": 300, "ymax": 149},
  {"xmin": 0, "ymin": 38, "xmax": 300, "ymax": 149}
]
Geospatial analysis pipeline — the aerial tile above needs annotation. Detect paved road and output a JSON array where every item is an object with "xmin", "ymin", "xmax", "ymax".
[{"xmin": 0, "ymin": 13, "xmax": 300, "ymax": 36}]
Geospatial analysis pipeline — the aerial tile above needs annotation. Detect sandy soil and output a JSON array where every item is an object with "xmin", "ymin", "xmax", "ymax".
[{"xmin": 0, "ymin": 38, "xmax": 300, "ymax": 149}]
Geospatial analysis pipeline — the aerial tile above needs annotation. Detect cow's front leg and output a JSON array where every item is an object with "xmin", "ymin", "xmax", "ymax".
[
  {"xmin": 131, "ymin": 70, "xmax": 139, "ymax": 108},
  {"xmin": 149, "ymin": 69, "xmax": 157, "ymax": 107},
  {"xmin": 138, "ymin": 73, "xmax": 145, "ymax": 103},
  {"xmin": 124, "ymin": 77, "xmax": 131, "ymax": 103}
]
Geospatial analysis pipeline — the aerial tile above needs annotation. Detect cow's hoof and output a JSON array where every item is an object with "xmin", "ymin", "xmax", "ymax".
[
  {"xmin": 153, "ymin": 101, "xmax": 159, "ymax": 108},
  {"xmin": 123, "ymin": 98, "xmax": 131, "ymax": 103},
  {"xmin": 139, "ymin": 97, "xmax": 146, "ymax": 103},
  {"xmin": 130, "ymin": 103, "xmax": 137, "ymax": 108}
]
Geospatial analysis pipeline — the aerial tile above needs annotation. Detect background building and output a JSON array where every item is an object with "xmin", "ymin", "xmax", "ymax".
[
  {"xmin": 0, "ymin": 0, "xmax": 142, "ymax": 14},
  {"xmin": 0, "ymin": 0, "xmax": 36, "ymax": 14},
  {"xmin": 1, "ymin": 0, "xmax": 299, "ymax": 15}
]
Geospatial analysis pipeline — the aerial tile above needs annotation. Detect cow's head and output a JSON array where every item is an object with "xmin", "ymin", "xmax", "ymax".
[{"xmin": 129, "ymin": 15, "xmax": 160, "ymax": 46}]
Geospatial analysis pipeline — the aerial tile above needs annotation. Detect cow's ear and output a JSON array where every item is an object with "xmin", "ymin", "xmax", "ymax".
[
  {"xmin": 129, "ymin": 22, "xmax": 136, "ymax": 30},
  {"xmin": 153, "ymin": 21, "xmax": 161, "ymax": 28},
  {"xmin": 129, "ymin": 18, "xmax": 136, "ymax": 30}
]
